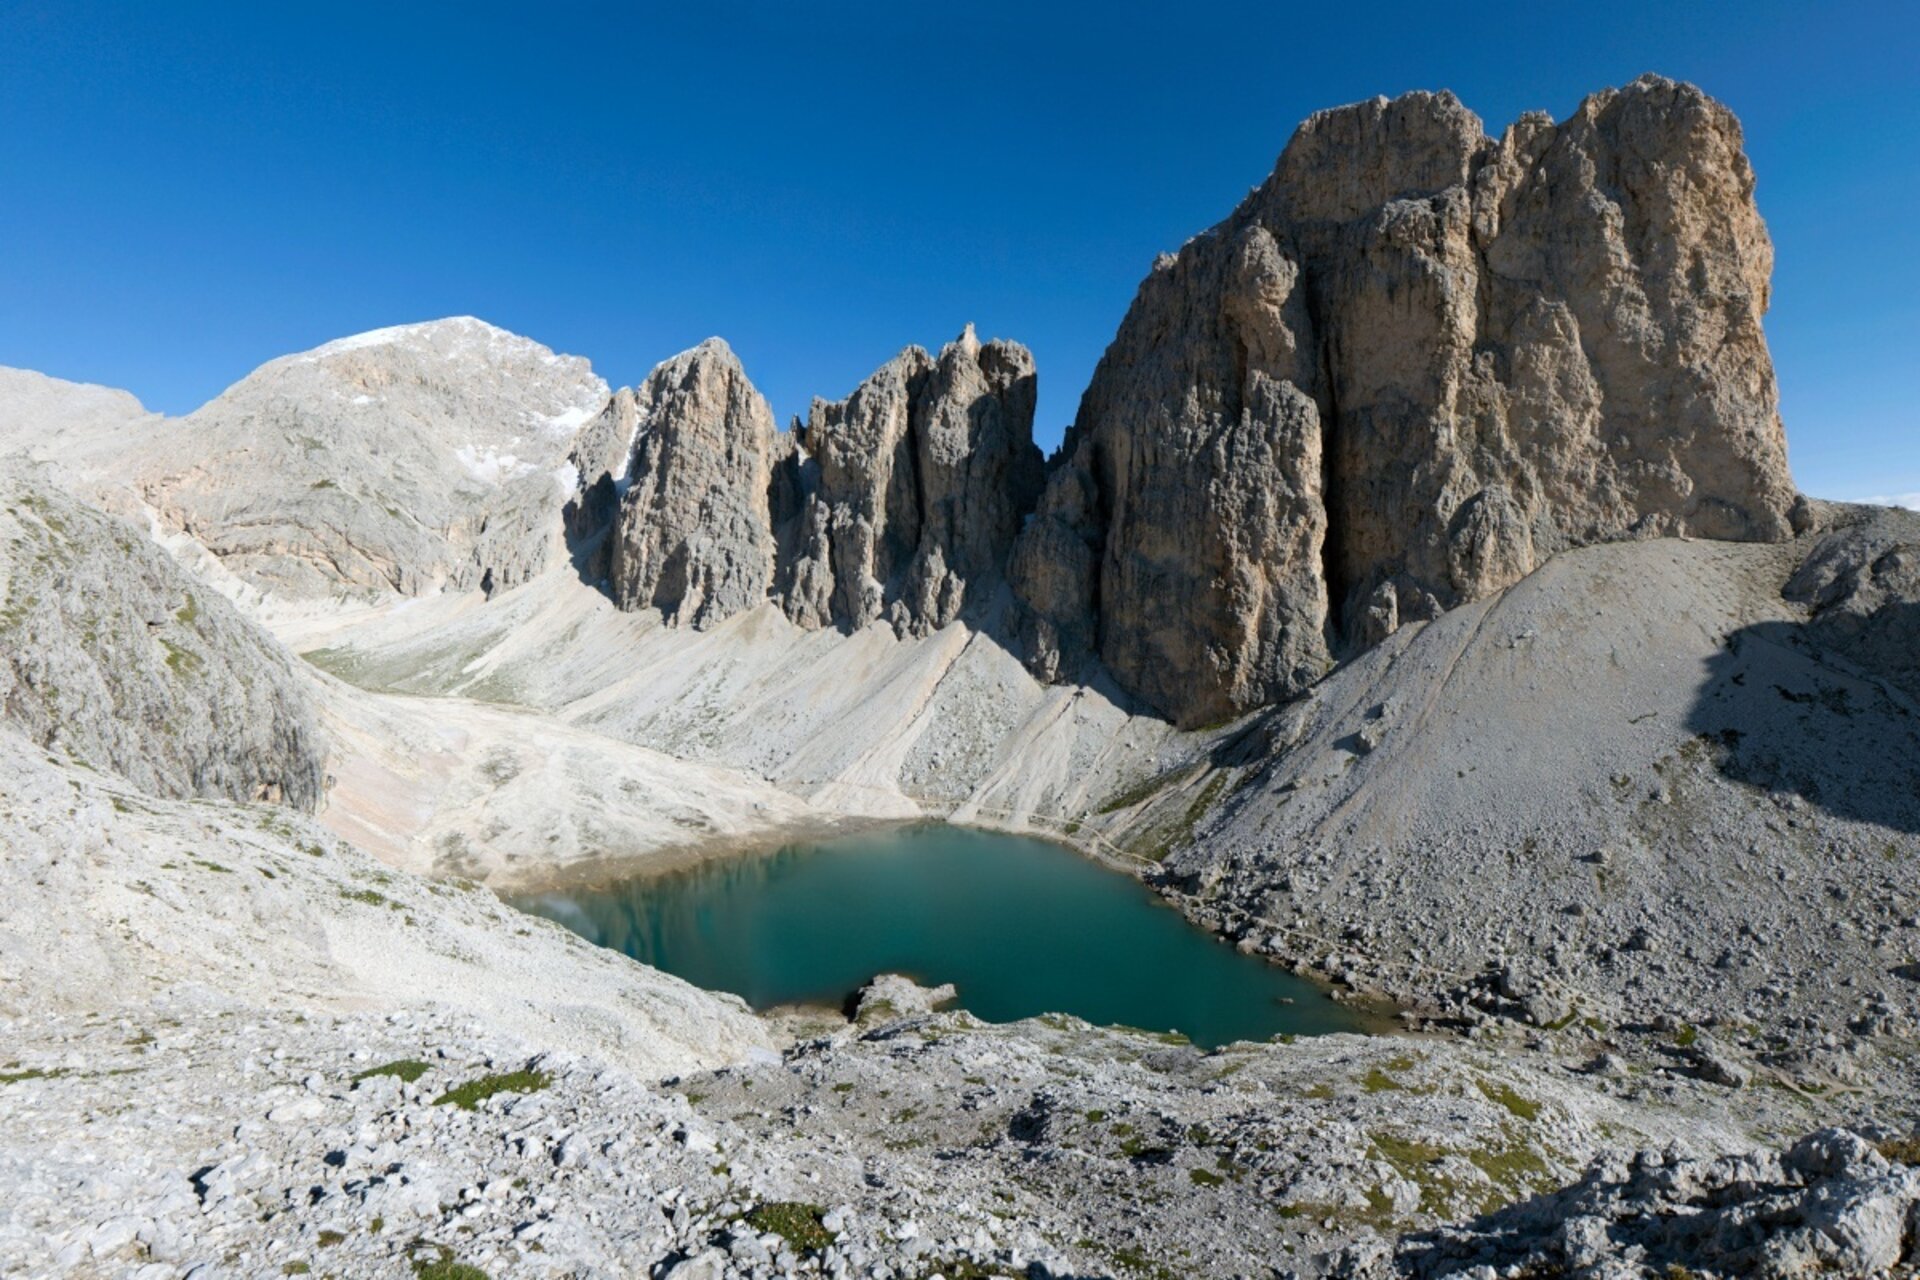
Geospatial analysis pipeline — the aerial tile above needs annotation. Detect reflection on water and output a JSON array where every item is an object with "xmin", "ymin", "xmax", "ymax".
[{"xmin": 511, "ymin": 823, "xmax": 1360, "ymax": 1048}]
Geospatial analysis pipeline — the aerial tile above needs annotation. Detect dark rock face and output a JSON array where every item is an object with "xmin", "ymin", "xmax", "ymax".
[{"xmin": 1011, "ymin": 75, "xmax": 1798, "ymax": 727}]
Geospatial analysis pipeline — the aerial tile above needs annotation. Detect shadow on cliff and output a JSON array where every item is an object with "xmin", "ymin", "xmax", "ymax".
[
  {"xmin": 562, "ymin": 475, "xmax": 620, "ymax": 600},
  {"xmin": 1684, "ymin": 603, "xmax": 1920, "ymax": 835}
]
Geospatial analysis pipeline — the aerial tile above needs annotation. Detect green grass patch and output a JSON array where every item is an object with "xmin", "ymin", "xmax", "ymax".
[
  {"xmin": 0, "ymin": 1067, "xmax": 66, "ymax": 1085},
  {"xmin": 745, "ymin": 1201, "xmax": 832, "ymax": 1251},
  {"xmin": 409, "ymin": 1245, "xmax": 488, "ymax": 1280},
  {"xmin": 159, "ymin": 638, "xmax": 202, "ymax": 675},
  {"xmin": 1097, "ymin": 768, "xmax": 1181, "ymax": 814},
  {"xmin": 432, "ymin": 1069, "xmax": 551, "ymax": 1111},
  {"xmin": 1475, "ymin": 1080, "xmax": 1542, "ymax": 1121},
  {"xmin": 1362, "ymin": 1067, "xmax": 1403, "ymax": 1093},
  {"xmin": 353, "ymin": 1059, "xmax": 431, "ymax": 1084}
]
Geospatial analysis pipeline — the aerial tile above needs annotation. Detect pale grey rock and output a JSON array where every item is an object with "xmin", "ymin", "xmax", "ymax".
[
  {"xmin": 1012, "ymin": 76, "xmax": 1797, "ymax": 726},
  {"xmin": 852, "ymin": 973, "xmax": 958, "ymax": 1023},
  {"xmin": 1141, "ymin": 507, "xmax": 1920, "ymax": 1055},
  {"xmin": 0, "ymin": 464, "xmax": 325, "ymax": 809},
  {"xmin": 130, "ymin": 317, "xmax": 606, "ymax": 600},
  {"xmin": 606, "ymin": 339, "xmax": 780, "ymax": 627},
  {"xmin": 781, "ymin": 326, "xmax": 1042, "ymax": 636},
  {"xmin": 1374, "ymin": 1129, "xmax": 1920, "ymax": 1279}
]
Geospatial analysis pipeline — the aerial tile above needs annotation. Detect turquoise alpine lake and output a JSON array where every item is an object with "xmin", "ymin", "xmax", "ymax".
[{"xmin": 509, "ymin": 824, "xmax": 1362, "ymax": 1048}]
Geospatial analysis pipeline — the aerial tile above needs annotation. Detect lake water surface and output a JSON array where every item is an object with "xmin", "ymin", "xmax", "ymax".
[{"xmin": 511, "ymin": 823, "xmax": 1361, "ymax": 1048}]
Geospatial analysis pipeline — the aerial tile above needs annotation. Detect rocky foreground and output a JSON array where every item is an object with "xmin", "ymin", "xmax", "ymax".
[{"xmin": 3, "ymin": 72, "xmax": 1919, "ymax": 1279}]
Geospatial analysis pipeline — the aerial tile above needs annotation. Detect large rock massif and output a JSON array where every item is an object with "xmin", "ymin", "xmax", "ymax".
[
  {"xmin": 0, "ymin": 464, "xmax": 326, "ymax": 809},
  {"xmin": 605, "ymin": 339, "xmax": 783, "ymax": 627},
  {"xmin": 1012, "ymin": 74, "xmax": 1797, "ymax": 725},
  {"xmin": 17, "ymin": 80, "xmax": 1795, "ymax": 733},
  {"xmin": 778, "ymin": 325, "xmax": 1043, "ymax": 637}
]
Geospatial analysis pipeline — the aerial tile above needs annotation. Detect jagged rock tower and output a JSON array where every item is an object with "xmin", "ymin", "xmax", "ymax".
[
  {"xmin": 1009, "ymin": 75, "xmax": 1797, "ymax": 727},
  {"xmin": 579, "ymin": 328, "xmax": 1043, "ymax": 637}
]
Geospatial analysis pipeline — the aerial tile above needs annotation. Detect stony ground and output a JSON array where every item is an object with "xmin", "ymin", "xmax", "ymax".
[
  {"xmin": 13, "ymin": 968, "xmax": 1902, "ymax": 1280},
  {"xmin": 1072, "ymin": 507, "xmax": 1920, "ymax": 1072}
]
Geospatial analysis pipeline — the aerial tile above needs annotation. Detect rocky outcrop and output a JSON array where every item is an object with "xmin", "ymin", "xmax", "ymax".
[
  {"xmin": 1783, "ymin": 502, "xmax": 1920, "ymax": 701},
  {"xmin": 0, "ymin": 465, "xmax": 326, "ymax": 809},
  {"xmin": 1369, "ymin": 1129, "xmax": 1920, "ymax": 1279},
  {"xmin": 605, "ymin": 340, "xmax": 780, "ymax": 627},
  {"xmin": 781, "ymin": 327, "xmax": 1043, "ymax": 637},
  {"xmin": 1012, "ymin": 75, "xmax": 1798, "ymax": 726}
]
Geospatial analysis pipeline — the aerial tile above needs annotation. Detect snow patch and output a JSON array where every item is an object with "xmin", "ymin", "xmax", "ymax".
[
  {"xmin": 611, "ymin": 422, "xmax": 648, "ymax": 484},
  {"xmin": 455, "ymin": 444, "xmax": 538, "ymax": 486},
  {"xmin": 545, "ymin": 403, "xmax": 597, "ymax": 437},
  {"xmin": 1858, "ymin": 493, "xmax": 1920, "ymax": 511}
]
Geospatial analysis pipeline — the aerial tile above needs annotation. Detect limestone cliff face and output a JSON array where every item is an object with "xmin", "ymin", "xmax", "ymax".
[
  {"xmin": 781, "ymin": 327, "xmax": 1043, "ymax": 637},
  {"xmin": 1011, "ymin": 75, "xmax": 1798, "ymax": 727},
  {"xmin": 589, "ymin": 328, "xmax": 1041, "ymax": 635},
  {"xmin": 605, "ymin": 340, "xmax": 780, "ymax": 628}
]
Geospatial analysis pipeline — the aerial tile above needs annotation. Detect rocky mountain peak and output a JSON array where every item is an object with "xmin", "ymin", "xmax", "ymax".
[
  {"xmin": 604, "ymin": 339, "xmax": 782, "ymax": 628},
  {"xmin": 778, "ymin": 327, "xmax": 1042, "ymax": 637},
  {"xmin": 123, "ymin": 315, "xmax": 610, "ymax": 602},
  {"xmin": 1011, "ymin": 73, "xmax": 1798, "ymax": 727}
]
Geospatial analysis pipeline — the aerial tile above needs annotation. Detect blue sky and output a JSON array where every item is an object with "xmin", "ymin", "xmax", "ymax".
[{"xmin": 1, "ymin": 1, "xmax": 1914, "ymax": 500}]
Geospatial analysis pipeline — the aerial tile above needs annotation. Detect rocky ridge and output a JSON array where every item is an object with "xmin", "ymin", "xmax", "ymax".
[
  {"xmin": 110, "ymin": 317, "xmax": 607, "ymax": 603},
  {"xmin": 777, "ymin": 325, "xmax": 1043, "ymax": 637},
  {"xmin": 574, "ymin": 327, "xmax": 1043, "ymax": 638},
  {"xmin": 9, "ymin": 81, "xmax": 1798, "ymax": 735}
]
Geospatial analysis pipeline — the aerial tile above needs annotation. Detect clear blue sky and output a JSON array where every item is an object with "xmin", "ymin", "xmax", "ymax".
[{"xmin": 2, "ymin": 1, "xmax": 1914, "ymax": 499}]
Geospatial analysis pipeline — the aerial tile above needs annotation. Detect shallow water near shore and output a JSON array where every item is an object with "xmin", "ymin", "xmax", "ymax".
[{"xmin": 509, "ymin": 823, "xmax": 1362, "ymax": 1048}]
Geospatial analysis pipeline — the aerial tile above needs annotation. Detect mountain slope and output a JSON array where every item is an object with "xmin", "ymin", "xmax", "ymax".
[
  {"xmin": 0, "ymin": 464, "xmax": 326, "ymax": 809},
  {"xmin": 129, "ymin": 317, "xmax": 608, "ymax": 600}
]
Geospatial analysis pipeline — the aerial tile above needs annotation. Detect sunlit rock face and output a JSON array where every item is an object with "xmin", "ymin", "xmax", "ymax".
[
  {"xmin": 779, "ymin": 325, "xmax": 1043, "ymax": 637},
  {"xmin": 1011, "ymin": 75, "xmax": 1797, "ymax": 727},
  {"xmin": 605, "ymin": 338, "xmax": 782, "ymax": 628}
]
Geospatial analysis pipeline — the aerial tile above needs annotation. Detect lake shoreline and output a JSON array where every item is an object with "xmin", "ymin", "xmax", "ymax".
[{"xmin": 503, "ymin": 823, "xmax": 1377, "ymax": 1048}]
